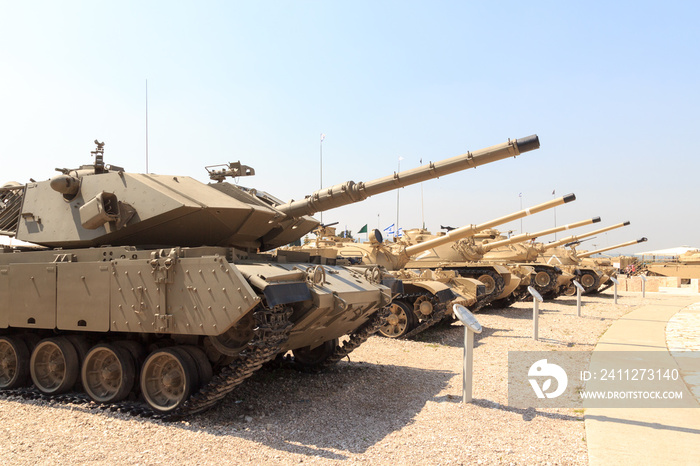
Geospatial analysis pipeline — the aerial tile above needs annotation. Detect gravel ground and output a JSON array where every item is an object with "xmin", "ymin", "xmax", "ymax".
[{"xmin": 0, "ymin": 290, "xmax": 647, "ymax": 465}]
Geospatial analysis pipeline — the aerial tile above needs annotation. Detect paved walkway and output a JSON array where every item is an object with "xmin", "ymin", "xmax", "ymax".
[{"xmin": 585, "ymin": 294, "xmax": 700, "ymax": 465}]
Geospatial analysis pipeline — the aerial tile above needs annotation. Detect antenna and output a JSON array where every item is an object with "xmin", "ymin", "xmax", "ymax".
[{"xmin": 145, "ymin": 79, "xmax": 149, "ymax": 173}]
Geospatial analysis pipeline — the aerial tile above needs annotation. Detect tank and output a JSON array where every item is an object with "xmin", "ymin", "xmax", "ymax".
[
  {"xmin": 576, "ymin": 238, "xmax": 647, "ymax": 291},
  {"xmin": 536, "ymin": 221, "xmax": 631, "ymax": 294},
  {"xmin": 295, "ymin": 195, "xmax": 573, "ymax": 338},
  {"xmin": 283, "ymin": 225, "xmax": 487, "ymax": 339},
  {"xmin": 0, "ymin": 135, "xmax": 540, "ymax": 415},
  {"xmin": 402, "ymin": 195, "xmax": 576, "ymax": 307},
  {"xmin": 646, "ymin": 248, "xmax": 700, "ymax": 279},
  {"xmin": 447, "ymin": 217, "xmax": 601, "ymax": 304}
]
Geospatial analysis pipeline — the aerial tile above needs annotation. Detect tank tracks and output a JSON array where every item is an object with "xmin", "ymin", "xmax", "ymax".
[
  {"xmin": 283, "ymin": 307, "xmax": 390, "ymax": 371},
  {"xmin": 488, "ymin": 287, "xmax": 529, "ymax": 309},
  {"xmin": 577, "ymin": 269, "xmax": 601, "ymax": 294},
  {"xmin": 400, "ymin": 293, "xmax": 448, "ymax": 340},
  {"xmin": 0, "ymin": 305, "xmax": 293, "ymax": 420},
  {"xmin": 449, "ymin": 267, "xmax": 506, "ymax": 306},
  {"xmin": 592, "ymin": 278, "xmax": 615, "ymax": 294},
  {"xmin": 531, "ymin": 265, "xmax": 561, "ymax": 296}
]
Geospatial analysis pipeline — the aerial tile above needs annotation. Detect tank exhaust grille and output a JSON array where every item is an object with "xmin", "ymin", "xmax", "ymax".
[{"xmin": 0, "ymin": 186, "xmax": 24, "ymax": 236}]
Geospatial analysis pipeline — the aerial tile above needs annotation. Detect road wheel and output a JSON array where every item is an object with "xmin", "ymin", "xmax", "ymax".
[
  {"xmin": 82, "ymin": 343, "xmax": 136, "ymax": 403},
  {"xmin": 0, "ymin": 336, "xmax": 30, "ymax": 389},
  {"xmin": 291, "ymin": 339, "xmax": 340, "ymax": 371},
  {"xmin": 378, "ymin": 301, "xmax": 416, "ymax": 338},
  {"xmin": 140, "ymin": 348, "xmax": 196, "ymax": 413},
  {"xmin": 178, "ymin": 345, "xmax": 213, "ymax": 388},
  {"xmin": 477, "ymin": 274, "xmax": 497, "ymax": 295},
  {"xmin": 534, "ymin": 271, "xmax": 551, "ymax": 288},
  {"xmin": 580, "ymin": 273, "xmax": 596, "ymax": 288},
  {"xmin": 30, "ymin": 337, "xmax": 80, "ymax": 394}
]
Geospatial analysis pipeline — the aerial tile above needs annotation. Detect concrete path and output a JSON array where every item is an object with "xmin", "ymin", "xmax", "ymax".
[{"xmin": 585, "ymin": 295, "xmax": 700, "ymax": 465}]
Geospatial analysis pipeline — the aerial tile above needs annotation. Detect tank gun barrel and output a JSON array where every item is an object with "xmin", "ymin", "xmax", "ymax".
[
  {"xmin": 403, "ymin": 193, "xmax": 575, "ymax": 258},
  {"xmin": 480, "ymin": 217, "xmax": 601, "ymax": 252},
  {"xmin": 542, "ymin": 221, "xmax": 630, "ymax": 250},
  {"xmin": 276, "ymin": 135, "xmax": 540, "ymax": 219},
  {"xmin": 577, "ymin": 238, "xmax": 647, "ymax": 258}
]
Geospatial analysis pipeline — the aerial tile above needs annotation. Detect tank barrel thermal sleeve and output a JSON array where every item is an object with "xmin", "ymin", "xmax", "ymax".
[
  {"xmin": 276, "ymin": 135, "xmax": 540, "ymax": 219},
  {"xmin": 403, "ymin": 193, "xmax": 575, "ymax": 257},
  {"xmin": 577, "ymin": 238, "xmax": 648, "ymax": 258}
]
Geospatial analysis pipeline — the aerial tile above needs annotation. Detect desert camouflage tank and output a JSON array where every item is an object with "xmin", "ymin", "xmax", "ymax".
[
  {"xmin": 450, "ymin": 217, "xmax": 601, "ymax": 304},
  {"xmin": 0, "ymin": 135, "xmax": 539, "ymax": 415},
  {"xmin": 535, "ymin": 221, "xmax": 631, "ymax": 295},
  {"xmin": 339, "ymin": 195, "xmax": 574, "ymax": 337},
  {"xmin": 402, "ymin": 195, "xmax": 577, "ymax": 307},
  {"xmin": 646, "ymin": 249, "xmax": 700, "ymax": 279},
  {"xmin": 282, "ymin": 224, "xmax": 486, "ymax": 339},
  {"xmin": 576, "ymin": 238, "xmax": 648, "ymax": 291}
]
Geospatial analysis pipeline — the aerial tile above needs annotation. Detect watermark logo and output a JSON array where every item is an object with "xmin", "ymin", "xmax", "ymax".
[{"xmin": 528, "ymin": 359, "xmax": 568, "ymax": 399}]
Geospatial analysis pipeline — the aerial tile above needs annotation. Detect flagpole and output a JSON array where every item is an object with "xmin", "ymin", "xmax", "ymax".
[
  {"xmin": 420, "ymin": 157, "xmax": 425, "ymax": 229},
  {"xmin": 553, "ymin": 189, "xmax": 557, "ymax": 240},
  {"xmin": 145, "ymin": 79, "xmax": 149, "ymax": 173},
  {"xmin": 320, "ymin": 133, "xmax": 325, "ymax": 224},
  {"xmin": 519, "ymin": 193, "xmax": 523, "ymax": 234},
  {"xmin": 396, "ymin": 156, "xmax": 403, "ymax": 240}
]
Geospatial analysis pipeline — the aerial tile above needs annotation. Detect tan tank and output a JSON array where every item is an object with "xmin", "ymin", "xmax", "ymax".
[
  {"xmin": 536, "ymin": 221, "xmax": 631, "ymax": 294},
  {"xmin": 576, "ymin": 238, "xmax": 647, "ymax": 291},
  {"xmin": 294, "ymin": 195, "xmax": 574, "ymax": 337},
  {"xmin": 401, "ymin": 200, "xmax": 580, "ymax": 309},
  {"xmin": 643, "ymin": 249, "xmax": 700, "ymax": 279},
  {"xmin": 0, "ymin": 135, "xmax": 540, "ymax": 415},
  {"xmin": 443, "ymin": 217, "xmax": 601, "ymax": 304},
  {"xmin": 284, "ymin": 225, "xmax": 486, "ymax": 339}
]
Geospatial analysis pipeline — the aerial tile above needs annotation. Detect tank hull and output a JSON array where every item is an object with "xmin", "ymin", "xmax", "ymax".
[{"xmin": 0, "ymin": 245, "xmax": 395, "ymax": 414}]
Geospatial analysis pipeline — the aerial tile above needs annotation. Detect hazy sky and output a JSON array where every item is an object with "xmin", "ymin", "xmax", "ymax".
[{"xmin": 1, "ymin": 1, "xmax": 698, "ymax": 255}]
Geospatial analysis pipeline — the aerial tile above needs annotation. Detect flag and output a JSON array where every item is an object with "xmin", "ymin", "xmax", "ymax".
[
  {"xmin": 320, "ymin": 133, "xmax": 326, "ymax": 142},
  {"xmin": 552, "ymin": 189, "xmax": 555, "ymax": 195},
  {"xmin": 358, "ymin": 224, "xmax": 368, "ymax": 234}
]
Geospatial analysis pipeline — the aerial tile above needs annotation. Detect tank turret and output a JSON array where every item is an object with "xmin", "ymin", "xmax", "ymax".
[
  {"xmin": 459, "ymin": 217, "xmax": 602, "ymax": 261},
  {"xmin": 2, "ymin": 136, "xmax": 540, "ymax": 251},
  {"xmin": 336, "ymin": 194, "xmax": 574, "ymax": 271},
  {"xmin": 401, "ymin": 194, "xmax": 575, "ymax": 261}
]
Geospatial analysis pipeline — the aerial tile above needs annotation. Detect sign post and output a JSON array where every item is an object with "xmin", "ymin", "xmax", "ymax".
[
  {"xmin": 573, "ymin": 280, "xmax": 585, "ymax": 317},
  {"xmin": 453, "ymin": 304, "xmax": 482, "ymax": 403},
  {"xmin": 527, "ymin": 286, "xmax": 544, "ymax": 341},
  {"xmin": 610, "ymin": 276, "xmax": 620, "ymax": 304}
]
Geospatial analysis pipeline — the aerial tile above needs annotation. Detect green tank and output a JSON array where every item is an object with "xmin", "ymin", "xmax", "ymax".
[{"xmin": 0, "ymin": 135, "xmax": 540, "ymax": 415}]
